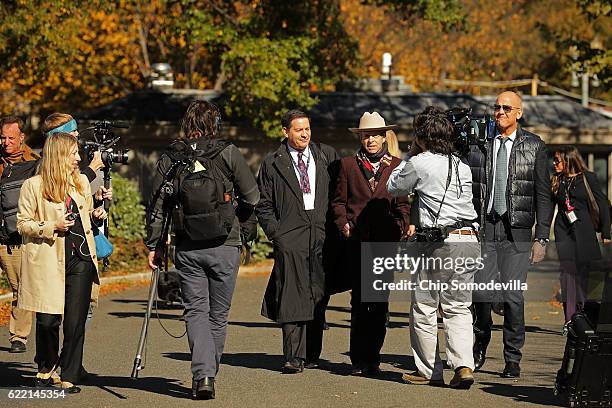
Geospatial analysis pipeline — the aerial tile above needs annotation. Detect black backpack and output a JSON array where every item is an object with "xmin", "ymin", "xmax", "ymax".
[
  {"xmin": 0, "ymin": 159, "xmax": 40, "ymax": 242},
  {"xmin": 172, "ymin": 142, "xmax": 236, "ymax": 242}
]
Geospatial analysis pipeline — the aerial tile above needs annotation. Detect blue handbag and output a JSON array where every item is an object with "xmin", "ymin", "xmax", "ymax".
[{"xmin": 93, "ymin": 228, "xmax": 113, "ymax": 259}]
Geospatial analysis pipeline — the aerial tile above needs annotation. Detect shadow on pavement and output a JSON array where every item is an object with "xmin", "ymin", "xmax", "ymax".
[
  {"xmin": 0, "ymin": 362, "xmax": 192, "ymax": 399},
  {"xmin": 479, "ymin": 382, "xmax": 565, "ymax": 407},
  {"xmin": 221, "ymin": 352, "xmax": 284, "ymax": 372},
  {"xmin": 381, "ymin": 354, "xmax": 419, "ymax": 372},
  {"xmin": 228, "ymin": 321, "xmax": 278, "ymax": 329},
  {"xmin": 0, "ymin": 362, "xmax": 37, "ymax": 387},
  {"xmin": 112, "ymin": 299, "xmax": 149, "ymax": 305},
  {"xmin": 162, "ymin": 352, "xmax": 190, "ymax": 361},
  {"xmin": 108, "ymin": 312, "xmax": 183, "ymax": 321},
  {"xmin": 86, "ymin": 374, "xmax": 191, "ymax": 400}
]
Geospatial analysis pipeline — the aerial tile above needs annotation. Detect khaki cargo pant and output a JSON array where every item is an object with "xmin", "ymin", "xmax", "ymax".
[{"xmin": 0, "ymin": 244, "xmax": 32, "ymax": 344}]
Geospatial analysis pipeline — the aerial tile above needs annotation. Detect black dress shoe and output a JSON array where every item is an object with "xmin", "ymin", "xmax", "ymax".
[
  {"xmin": 192, "ymin": 377, "xmax": 215, "ymax": 400},
  {"xmin": 60, "ymin": 382, "xmax": 81, "ymax": 394},
  {"xmin": 501, "ymin": 362, "xmax": 520, "ymax": 378},
  {"xmin": 9, "ymin": 341, "xmax": 26, "ymax": 353},
  {"xmin": 304, "ymin": 360, "xmax": 320, "ymax": 369},
  {"xmin": 363, "ymin": 365, "xmax": 382, "ymax": 377},
  {"xmin": 282, "ymin": 358, "xmax": 304, "ymax": 374},
  {"xmin": 473, "ymin": 342, "xmax": 487, "ymax": 371}
]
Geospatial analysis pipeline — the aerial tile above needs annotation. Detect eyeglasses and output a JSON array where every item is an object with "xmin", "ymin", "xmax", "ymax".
[
  {"xmin": 553, "ymin": 158, "xmax": 562, "ymax": 164},
  {"xmin": 359, "ymin": 133, "xmax": 384, "ymax": 139},
  {"xmin": 493, "ymin": 104, "xmax": 520, "ymax": 113}
]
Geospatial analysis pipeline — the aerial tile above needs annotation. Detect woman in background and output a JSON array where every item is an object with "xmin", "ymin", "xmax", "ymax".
[
  {"xmin": 17, "ymin": 133, "xmax": 106, "ymax": 393},
  {"xmin": 551, "ymin": 146, "xmax": 610, "ymax": 326},
  {"xmin": 386, "ymin": 130, "xmax": 402, "ymax": 158}
]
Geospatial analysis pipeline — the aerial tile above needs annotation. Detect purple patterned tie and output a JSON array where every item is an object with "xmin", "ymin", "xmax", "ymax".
[{"xmin": 297, "ymin": 152, "xmax": 311, "ymax": 193}]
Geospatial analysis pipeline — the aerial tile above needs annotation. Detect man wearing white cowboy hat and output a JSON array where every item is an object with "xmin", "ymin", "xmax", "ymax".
[{"xmin": 331, "ymin": 111, "xmax": 410, "ymax": 376}]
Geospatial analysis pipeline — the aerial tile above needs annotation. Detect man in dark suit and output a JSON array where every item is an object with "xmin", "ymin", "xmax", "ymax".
[
  {"xmin": 256, "ymin": 109, "xmax": 340, "ymax": 373},
  {"xmin": 467, "ymin": 91, "xmax": 553, "ymax": 378},
  {"xmin": 331, "ymin": 112, "xmax": 410, "ymax": 376}
]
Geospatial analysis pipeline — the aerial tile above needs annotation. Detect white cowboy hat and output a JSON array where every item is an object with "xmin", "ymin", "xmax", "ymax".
[{"xmin": 348, "ymin": 111, "xmax": 398, "ymax": 133}]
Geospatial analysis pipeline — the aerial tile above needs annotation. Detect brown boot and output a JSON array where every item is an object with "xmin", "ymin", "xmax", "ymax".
[
  {"xmin": 449, "ymin": 367, "xmax": 474, "ymax": 390},
  {"xmin": 401, "ymin": 371, "xmax": 445, "ymax": 387}
]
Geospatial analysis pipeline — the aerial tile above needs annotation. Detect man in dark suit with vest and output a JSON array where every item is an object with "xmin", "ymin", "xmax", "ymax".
[
  {"xmin": 467, "ymin": 91, "xmax": 553, "ymax": 378},
  {"xmin": 256, "ymin": 109, "xmax": 339, "ymax": 373}
]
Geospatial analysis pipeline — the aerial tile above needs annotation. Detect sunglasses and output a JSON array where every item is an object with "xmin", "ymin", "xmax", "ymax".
[
  {"xmin": 553, "ymin": 158, "xmax": 563, "ymax": 164},
  {"xmin": 493, "ymin": 104, "xmax": 520, "ymax": 112}
]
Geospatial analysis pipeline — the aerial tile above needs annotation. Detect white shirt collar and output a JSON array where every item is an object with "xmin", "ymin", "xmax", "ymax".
[
  {"xmin": 496, "ymin": 130, "xmax": 517, "ymax": 142},
  {"xmin": 288, "ymin": 144, "xmax": 310, "ymax": 158}
]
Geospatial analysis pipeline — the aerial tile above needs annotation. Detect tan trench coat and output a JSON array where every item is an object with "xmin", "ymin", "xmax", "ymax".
[{"xmin": 17, "ymin": 174, "xmax": 100, "ymax": 314}]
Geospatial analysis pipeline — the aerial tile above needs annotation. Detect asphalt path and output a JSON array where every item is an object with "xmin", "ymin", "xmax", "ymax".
[{"xmin": 1, "ymin": 265, "xmax": 571, "ymax": 407}]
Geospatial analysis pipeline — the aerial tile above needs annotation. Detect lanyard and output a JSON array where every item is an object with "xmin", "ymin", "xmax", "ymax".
[
  {"xmin": 564, "ymin": 177, "xmax": 575, "ymax": 212},
  {"xmin": 65, "ymin": 195, "xmax": 73, "ymax": 212}
]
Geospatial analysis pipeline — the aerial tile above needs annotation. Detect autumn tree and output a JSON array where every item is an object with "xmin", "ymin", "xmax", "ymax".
[
  {"xmin": 343, "ymin": 0, "xmax": 610, "ymax": 98},
  {"xmin": 0, "ymin": 1, "xmax": 144, "ymax": 117}
]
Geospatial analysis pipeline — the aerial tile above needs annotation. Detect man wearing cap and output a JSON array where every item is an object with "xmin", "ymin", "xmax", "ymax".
[
  {"xmin": 331, "ymin": 112, "xmax": 410, "ymax": 376},
  {"xmin": 257, "ymin": 109, "xmax": 340, "ymax": 373},
  {"xmin": 0, "ymin": 116, "xmax": 40, "ymax": 353}
]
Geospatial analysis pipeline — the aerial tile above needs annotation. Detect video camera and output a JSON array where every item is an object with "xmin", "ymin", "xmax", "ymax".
[
  {"xmin": 445, "ymin": 107, "xmax": 496, "ymax": 150},
  {"xmin": 81, "ymin": 120, "xmax": 130, "ymax": 167}
]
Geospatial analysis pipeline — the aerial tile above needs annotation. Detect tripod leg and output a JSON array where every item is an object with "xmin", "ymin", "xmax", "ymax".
[{"xmin": 131, "ymin": 267, "xmax": 160, "ymax": 378}]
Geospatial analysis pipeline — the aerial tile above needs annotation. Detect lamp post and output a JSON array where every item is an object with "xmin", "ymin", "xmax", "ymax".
[
  {"xmin": 382, "ymin": 52, "xmax": 392, "ymax": 81},
  {"xmin": 569, "ymin": 44, "xmax": 601, "ymax": 108}
]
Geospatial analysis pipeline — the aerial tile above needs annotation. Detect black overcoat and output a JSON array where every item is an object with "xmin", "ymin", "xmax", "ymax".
[
  {"xmin": 554, "ymin": 171, "xmax": 611, "ymax": 262},
  {"xmin": 256, "ymin": 140, "xmax": 339, "ymax": 323}
]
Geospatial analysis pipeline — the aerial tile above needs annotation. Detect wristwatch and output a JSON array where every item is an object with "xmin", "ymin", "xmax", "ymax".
[{"xmin": 535, "ymin": 238, "xmax": 549, "ymax": 246}]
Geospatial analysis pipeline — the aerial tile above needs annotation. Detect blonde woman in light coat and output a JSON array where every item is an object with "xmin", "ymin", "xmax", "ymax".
[{"xmin": 17, "ymin": 132, "xmax": 106, "ymax": 393}]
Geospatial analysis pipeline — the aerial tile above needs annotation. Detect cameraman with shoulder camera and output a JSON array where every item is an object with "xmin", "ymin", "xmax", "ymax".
[
  {"xmin": 0, "ymin": 116, "xmax": 40, "ymax": 354},
  {"xmin": 41, "ymin": 113, "xmax": 112, "ymax": 204},
  {"xmin": 145, "ymin": 100, "xmax": 259, "ymax": 400},
  {"xmin": 387, "ymin": 106, "xmax": 479, "ymax": 389}
]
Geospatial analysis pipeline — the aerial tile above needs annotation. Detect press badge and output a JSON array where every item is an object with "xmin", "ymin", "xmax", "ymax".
[{"xmin": 564, "ymin": 196, "xmax": 577, "ymax": 224}]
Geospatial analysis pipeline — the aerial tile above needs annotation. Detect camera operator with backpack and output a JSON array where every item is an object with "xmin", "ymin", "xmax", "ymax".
[
  {"xmin": 387, "ymin": 106, "xmax": 480, "ymax": 389},
  {"xmin": 0, "ymin": 116, "xmax": 40, "ymax": 354},
  {"xmin": 145, "ymin": 100, "xmax": 259, "ymax": 400}
]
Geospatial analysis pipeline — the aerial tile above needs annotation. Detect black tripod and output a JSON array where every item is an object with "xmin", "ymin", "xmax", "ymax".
[{"xmin": 131, "ymin": 160, "xmax": 186, "ymax": 378}]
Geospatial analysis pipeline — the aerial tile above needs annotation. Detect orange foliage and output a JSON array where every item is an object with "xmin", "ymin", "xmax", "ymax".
[{"xmin": 340, "ymin": 0, "xmax": 608, "ymax": 94}]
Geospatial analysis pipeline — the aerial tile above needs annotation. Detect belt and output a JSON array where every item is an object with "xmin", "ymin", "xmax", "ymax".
[{"xmin": 448, "ymin": 229, "xmax": 478, "ymax": 236}]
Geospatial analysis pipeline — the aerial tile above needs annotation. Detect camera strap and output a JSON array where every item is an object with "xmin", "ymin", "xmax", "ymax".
[{"xmin": 431, "ymin": 154, "xmax": 453, "ymax": 227}]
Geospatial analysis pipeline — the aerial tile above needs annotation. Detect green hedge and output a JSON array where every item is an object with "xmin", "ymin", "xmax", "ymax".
[
  {"xmin": 105, "ymin": 174, "xmax": 148, "ymax": 273},
  {"xmin": 108, "ymin": 174, "xmax": 146, "ymax": 240}
]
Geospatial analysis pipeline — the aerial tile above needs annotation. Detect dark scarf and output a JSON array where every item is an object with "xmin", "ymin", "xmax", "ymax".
[
  {"xmin": 0, "ymin": 144, "xmax": 40, "ymax": 175},
  {"xmin": 356, "ymin": 144, "xmax": 392, "ymax": 192}
]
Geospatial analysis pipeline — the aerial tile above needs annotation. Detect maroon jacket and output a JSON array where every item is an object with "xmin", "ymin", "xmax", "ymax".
[{"xmin": 331, "ymin": 155, "xmax": 410, "ymax": 242}]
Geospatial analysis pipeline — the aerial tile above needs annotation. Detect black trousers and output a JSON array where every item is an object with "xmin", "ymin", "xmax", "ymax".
[
  {"xmin": 350, "ymin": 288, "xmax": 388, "ymax": 368},
  {"xmin": 281, "ymin": 296, "xmax": 328, "ymax": 362},
  {"xmin": 35, "ymin": 257, "xmax": 95, "ymax": 383},
  {"xmin": 473, "ymin": 217, "xmax": 530, "ymax": 364}
]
